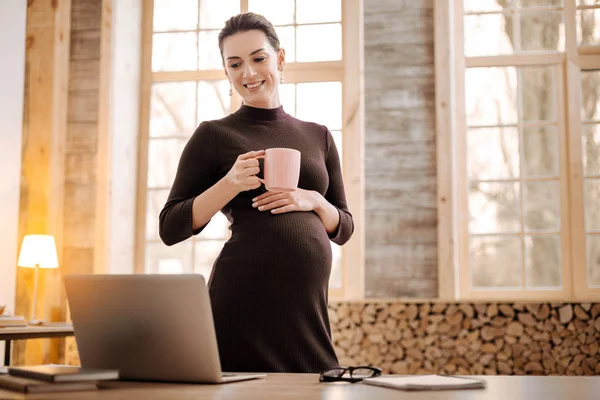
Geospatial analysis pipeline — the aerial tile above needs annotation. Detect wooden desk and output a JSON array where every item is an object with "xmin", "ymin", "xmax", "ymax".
[
  {"xmin": 0, "ymin": 326, "xmax": 74, "ymax": 366},
  {"xmin": 0, "ymin": 374, "xmax": 598, "ymax": 399}
]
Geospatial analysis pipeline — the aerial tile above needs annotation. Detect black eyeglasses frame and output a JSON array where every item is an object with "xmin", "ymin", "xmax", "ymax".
[{"xmin": 319, "ymin": 365, "xmax": 383, "ymax": 383}]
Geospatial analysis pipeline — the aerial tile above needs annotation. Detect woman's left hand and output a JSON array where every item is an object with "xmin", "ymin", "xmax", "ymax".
[{"xmin": 252, "ymin": 188, "xmax": 320, "ymax": 214}]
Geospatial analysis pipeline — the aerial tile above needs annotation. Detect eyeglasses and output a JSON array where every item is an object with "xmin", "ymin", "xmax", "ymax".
[{"xmin": 319, "ymin": 366, "xmax": 382, "ymax": 383}]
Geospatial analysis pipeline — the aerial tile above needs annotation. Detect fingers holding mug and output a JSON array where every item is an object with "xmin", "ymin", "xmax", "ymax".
[{"xmin": 225, "ymin": 150, "xmax": 266, "ymax": 193}]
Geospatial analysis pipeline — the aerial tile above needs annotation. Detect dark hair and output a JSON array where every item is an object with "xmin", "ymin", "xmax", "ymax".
[{"xmin": 218, "ymin": 12, "xmax": 281, "ymax": 60}]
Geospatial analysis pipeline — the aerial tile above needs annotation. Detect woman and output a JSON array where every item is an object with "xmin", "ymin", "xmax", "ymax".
[{"xmin": 159, "ymin": 12, "xmax": 353, "ymax": 373}]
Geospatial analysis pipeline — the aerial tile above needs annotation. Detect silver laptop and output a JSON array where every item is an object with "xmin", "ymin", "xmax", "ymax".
[{"xmin": 64, "ymin": 274, "xmax": 265, "ymax": 383}]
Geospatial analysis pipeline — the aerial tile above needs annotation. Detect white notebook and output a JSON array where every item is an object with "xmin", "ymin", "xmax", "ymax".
[{"xmin": 362, "ymin": 375, "xmax": 486, "ymax": 391}]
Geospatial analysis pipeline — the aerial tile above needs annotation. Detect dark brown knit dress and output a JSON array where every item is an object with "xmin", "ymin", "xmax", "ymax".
[{"xmin": 159, "ymin": 104, "xmax": 354, "ymax": 373}]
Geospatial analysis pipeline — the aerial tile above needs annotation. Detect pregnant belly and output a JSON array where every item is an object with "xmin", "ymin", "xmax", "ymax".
[{"xmin": 209, "ymin": 211, "xmax": 333, "ymax": 293}]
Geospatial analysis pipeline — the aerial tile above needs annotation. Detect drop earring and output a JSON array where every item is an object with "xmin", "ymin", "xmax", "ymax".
[
  {"xmin": 279, "ymin": 71, "xmax": 284, "ymax": 84},
  {"xmin": 229, "ymin": 82, "xmax": 233, "ymax": 96}
]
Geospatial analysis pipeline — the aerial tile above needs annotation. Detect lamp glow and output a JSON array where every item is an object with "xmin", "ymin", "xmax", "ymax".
[
  {"xmin": 18, "ymin": 234, "xmax": 59, "ymax": 324},
  {"xmin": 18, "ymin": 235, "xmax": 59, "ymax": 269}
]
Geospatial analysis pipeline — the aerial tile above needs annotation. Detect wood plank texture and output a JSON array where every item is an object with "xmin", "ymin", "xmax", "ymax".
[
  {"xmin": 14, "ymin": 0, "xmax": 71, "ymax": 367},
  {"xmin": 2, "ymin": 374, "xmax": 600, "ymax": 399},
  {"xmin": 364, "ymin": 0, "xmax": 437, "ymax": 298}
]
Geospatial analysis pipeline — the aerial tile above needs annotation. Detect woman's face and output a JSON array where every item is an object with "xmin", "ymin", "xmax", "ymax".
[{"xmin": 222, "ymin": 29, "xmax": 285, "ymax": 109}]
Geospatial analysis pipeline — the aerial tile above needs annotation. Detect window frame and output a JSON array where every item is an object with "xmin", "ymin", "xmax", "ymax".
[
  {"xmin": 136, "ymin": 0, "xmax": 364, "ymax": 300},
  {"xmin": 435, "ymin": 0, "xmax": 600, "ymax": 301}
]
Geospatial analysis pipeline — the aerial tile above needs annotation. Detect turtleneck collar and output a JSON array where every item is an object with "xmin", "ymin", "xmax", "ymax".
[{"xmin": 233, "ymin": 104, "xmax": 288, "ymax": 121}]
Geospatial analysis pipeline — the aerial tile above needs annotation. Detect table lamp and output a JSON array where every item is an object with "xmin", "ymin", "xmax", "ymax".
[{"xmin": 17, "ymin": 234, "xmax": 59, "ymax": 325}]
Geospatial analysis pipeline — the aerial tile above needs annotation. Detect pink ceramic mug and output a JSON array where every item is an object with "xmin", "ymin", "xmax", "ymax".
[{"xmin": 258, "ymin": 148, "xmax": 301, "ymax": 192}]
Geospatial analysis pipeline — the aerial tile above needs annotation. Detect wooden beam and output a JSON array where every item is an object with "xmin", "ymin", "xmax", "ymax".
[
  {"xmin": 555, "ymin": 63, "xmax": 574, "ymax": 300},
  {"xmin": 16, "ymin": 0, "xmax": 71, "ymax": 366},
  {"xmin": 434, "ymin": 0, "xmax": 456, "ymax": 300},
  {"xmin": 454, "ymin": 0, "xmax": 470, "ymax": 300},
  {"xmin": 466, "ymin": 53, "xmax": 565, "ymax": 68},
  {"xmin": 94, "ymin": 0, "xmax": 112, "ymax": 274},
  {"xmin": 338, "ymin": 0, "xmax": 365, "ymax": 300},
  {"xmin": 135, "ymin": 0, "xmax": 154, "ymax": 273}
]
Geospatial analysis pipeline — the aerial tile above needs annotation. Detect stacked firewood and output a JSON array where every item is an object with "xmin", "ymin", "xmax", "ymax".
[{"xmin": 328, "ymin": 302, "xmax": 600, "ymax": 375}]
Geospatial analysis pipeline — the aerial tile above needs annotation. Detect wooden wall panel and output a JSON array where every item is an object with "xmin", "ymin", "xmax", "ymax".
[
  {"xmin": 70, "ymin": 0, "xmax": 101, "ymax": 31},
  {"xmin": 62, "ymin": 0, "xmax": 106, "ymax": 364},
  {"xmin": 13, "ymin": 0, "xmax": 105, "ymax": 366},
  {"xmin": 14, "ymin": 0, "xmax": 71, "ymax": 365},
  {"xmin": 70, "ymin": 30, "xmax": 101, "ymax": 60},
  {"xmin": 69, "ymin": 60, "xmax": 101, "ymax": 91},
  {"xmin": 66, "ymin": 122, "xmax": 98, "ymax": 152},
  {"xmin": 67, "ymin": 91, "xmax": 99, "ymax": 122},
  {"xmin": 364, "ymin": 0, "xmax": 437, "ymax": 298}
]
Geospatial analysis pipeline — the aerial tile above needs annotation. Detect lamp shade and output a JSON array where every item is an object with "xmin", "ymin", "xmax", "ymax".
[{"xmin": 17, "ymin": 234, "xmax": 59, "ymax": 269}]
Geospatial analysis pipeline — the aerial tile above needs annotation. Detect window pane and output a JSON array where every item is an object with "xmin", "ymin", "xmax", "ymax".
[
  {"xmin": 520, "ymin": 0, "xmax": 563, "ymax": 6},
  {"xmin": 469, "ymin": 182, "xmax": 521, "ymax": 234},
  {"xmin": 197, "ymin": 80, "xmax": 230, "ymax": 122},
  {"xmin": 198, "ymin": 212, "xmax": 231, "ymax": 240},
  {"xmin": 150, "ymin": 82, "xmax": 196, "ymax": 138},
  {"xmin": 520, "ymin": 12, "xmax": 565, "ymax": 51},
  {"xmin": 297, "ymin": 24, "xmax": 342, "ymax": 62},
  {"xmin": 524, "ymin": 181, "xmax": 560, "ymax": 232},
  {"xmin": 582, "ymin": 124, "xmax": 600, "ymax": 176},
  {"xmin": 279, "ymin": 83, "xmax": 296, "ymax": 116},
  {"xmin": 296, "ymin": 0, "xmax": 341, "ymax": 24},
  {"xmin": 276, "ymin": 26, "xmax": 295, "ymax": 62},
  {"xmin": 578, "ymin": 1, "xmax": 600, "ymax": 6},
  {"xmin": 581, "ymin": 70, "xmax": 600, "ymax": 121},
  {"xmin": 146, "ymin": 189, "xmax": 169, "ymax": 240},
  {"xmin": 330, "ymin": 243, "xmax": 342, "ymax": 289},
  {"xmin": 471, "ymin": 236, "xmax": 522, "ymax": 287},
  {"xmin": 464, "ymin": 0, "xmax": 513, "ymax": 12},
  {"xmin": 585, "ymin": 179, "xmax": 600, "ymax": 230},
  {"xmin": 577, "ymin": 9, "xmax": 600, "ymax": 47},
  {"xmin": 199, "ymin": 0, "xmax": 240, "ymax": 29},
  {"xmin": 466, "ymin": 67, "xmax": 518, "ymax": 126},
  {"xmin": 297, "ymin": 82, "xmax": 342, "ymax": 130},
  {"xmin": 147, "ymin": 139, "xmax": 187, "ymax": 188},
  {"xmin": 248, "ymin": 0, "xmax": 295, "ymax": 25},
  {"xmin": 588, "ymin": 235, "xmax": 600, "ymax": 286},
  {"xmin": 152, "ymin": 32, "xmax": 197, "ymax": 72},
  {"xmin": 522, "ymin": 67, "xmax": 555, "ymax": 121},
  {"xmin": 464, "ymin": 14, "xmax": 515, "ymax": 57},
  {"xmin": 153, "ymin": 0, "xmax": 198, "ymax": 32},
  {"xmin": 523, "ymin": 127, "xmax": 560, "ymax": 179},
  {"xmin": 146, "ymin": 241, "xmax": 193, "ymax": 274},
  {"xmin": 525, "ymin": 235, "xmax": 561, "ymax": 287},
  {"xmin": 198, "ymin": 30, "xmax": 222, "ymax": 70},
  {"xmin": 194, "ymin": 240, "xmax": 224, "ymax": 279},
  {"xmin": 468, "ymin": 127, "xmax": 520, "ymax": 180}
]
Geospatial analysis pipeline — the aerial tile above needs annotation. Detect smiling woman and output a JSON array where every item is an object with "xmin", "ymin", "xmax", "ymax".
[
  {"xmin": 143, "ymin": 0, "xmax": 349, "ymax": 293},
  {"xmin": 157, "ymin": 12, "xmax": 354, "ymax": 374}
]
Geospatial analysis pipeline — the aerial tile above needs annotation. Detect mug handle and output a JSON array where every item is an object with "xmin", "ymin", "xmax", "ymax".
[{"xmin": 255, "ymin": 154, "xmax": 265, "ymax": 185}]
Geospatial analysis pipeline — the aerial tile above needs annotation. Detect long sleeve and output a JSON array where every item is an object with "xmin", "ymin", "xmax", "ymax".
[
  {"xmin": 159, "ymin": 121, "xmax": 218, "ymax": 246},
  {"xmin": 322, "ymin": 126, "xmax": 354, "ymax": 246}
]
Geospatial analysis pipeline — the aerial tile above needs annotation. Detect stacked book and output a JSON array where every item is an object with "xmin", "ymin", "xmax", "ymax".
[
  {"xmin": 0, "ymin": 365, "xmax": 119, "ymax": 394},
  {"xmin": 0, "ymin": 314, "xmax": 27, "ymax": 328}
]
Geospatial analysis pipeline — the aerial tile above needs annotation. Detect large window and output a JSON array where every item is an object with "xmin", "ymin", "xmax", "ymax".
[
  {"xmin": 137, "ymin": 0, "xmax": 363, "ymax": 298},
  {"xmin": 437, "ymin": 0, "xmax": 600, "ymax": 300}
]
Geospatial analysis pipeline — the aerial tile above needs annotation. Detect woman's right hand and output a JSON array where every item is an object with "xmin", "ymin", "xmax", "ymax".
[{"xmin": 223, "ymin": 150, "xmax": 265, "ymax": 194}]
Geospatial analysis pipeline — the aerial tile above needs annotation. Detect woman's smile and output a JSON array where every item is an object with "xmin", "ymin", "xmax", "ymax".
[{"xmin": 244, "ymin": 80, "xmax": 265, "ymax": 90}]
